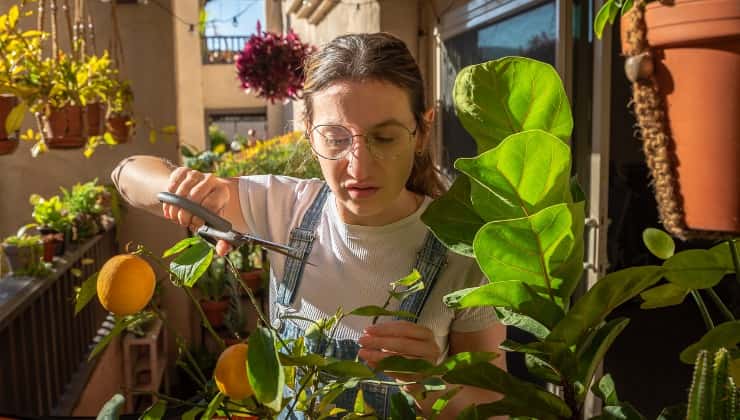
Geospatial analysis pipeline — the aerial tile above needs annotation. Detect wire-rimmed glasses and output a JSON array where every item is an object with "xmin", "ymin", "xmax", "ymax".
[{"xmin": 307, "ymin": 123, "xmax": 417, "ymax": 161}]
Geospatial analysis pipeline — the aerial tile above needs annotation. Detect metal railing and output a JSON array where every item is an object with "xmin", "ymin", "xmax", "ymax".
[
  {"xmin": 202, "ymin": 35, "xmax": 249, "ymax": 64},
  {"xmin": 0, "ymin": 230, "xmax": 117, "ymax": 417}
]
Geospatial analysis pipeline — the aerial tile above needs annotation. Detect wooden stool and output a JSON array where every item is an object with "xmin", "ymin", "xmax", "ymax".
[{"xmin": 122, "ymin": 317, "xmax": 169, "ymax": 413}]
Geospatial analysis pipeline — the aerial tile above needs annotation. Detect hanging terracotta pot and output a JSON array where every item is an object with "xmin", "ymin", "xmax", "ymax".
[
  {"xmin": 45, "ymin": 105, "xmax": 85, "ymax": 149},
  {"xmin": 0, "ymin": 95, "xmax": 19, "ymax": 155},
  {"xmin": 621, "ymin": 0, "xmax": 740, "ymax": 235},
  {"xmin": 86, "ymin": 102, "xmax": 105, "ymax": 137},
  {"xmin": 105, "ymin": 114, "xmax": 134, "ymax": 144}
]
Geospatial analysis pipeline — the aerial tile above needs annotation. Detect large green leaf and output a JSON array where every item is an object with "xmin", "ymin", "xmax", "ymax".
[
  {"xmin": 247, "ymin": 327, "xmax": 284, "ymax": 410},
  {"xmin": 575, "ymin": 318, "xmax": 630, "ymax": 402},
  {"xmin": 162, "ymin": 236, "xmax": 201, "ymax": 257},
  {"xmin": 708, "ymin": 239, "xmax": 739, "ymax": 272},
  {"xmin": 75, "ymin": 272, "xmax": 98, "ymax": 315},
  {"xmin": 663, "ymin": 250, "xmax": 727, "ymax": 289},
  {"xmin": 420, "ymin": 176, "xmax": 484, "ymax": 257},
  {"xmin": 443, "ymin": 363, "xmax": 571, "ymax": 419},
  {"xmin": 473, "ymin": 203, "xmax": 580, "ymax": 302},
  {"xmin": 547, "ymin": 266, "xmax": 663, "ymax": 347},
  {"xmin": 348, "ymin": 305, "xmax": 416, "ymax": 320},
  {"xmin": 680, "ymin": 321, "xmax": 740, "ymax": 364},
  {"xmin": 141, "ymin": 400, "xmax": 167, "ymax": 420},
  {"xmin": 428, "ymin": 351, "xmax": 500, "ymax": 376},
  {"xmin": 323, "ymin": 360, "xmax": 375, "ymax": 378},
  {"xmin": 495, "ymin": 307, "xmax": 550, "ymax": 340},
  {"xmin": 89, "ymin": 315, "xmax": 142, "ymax": 361},
  {"xmin": 202, "ymin": 392, "xmax": 224, "ymax": 420},
  {"xmin": 456, "ymin": 130, "xmax": 572, "ymax": 222},
  {"xmin": 453, "ymin": 57, "xmax": 573, "ymax": 153},
  {"xmin": 374, "ymin": 355, "xmax": 434, "ymax": 374},
  {"xmin": 640, "ymin": 283, "xmax": 689, "ymax": 309},
  {"xmin": 592, "ymin": 373, "xmax": 619, "ymax": 406},
  {"xmin": 443, "ymin": 280, "xmax": 564, "ymax": 329},
  {"xmin": 170, "ymin": 241, "xmax": 214, "ymax": 287},
  {"xmin": 389, "ymin": 392, "xmax": 416, "ymax": 420},
  {"xmin": 5, "ymin": 101, "xmax": 26, "ymax": 134}
]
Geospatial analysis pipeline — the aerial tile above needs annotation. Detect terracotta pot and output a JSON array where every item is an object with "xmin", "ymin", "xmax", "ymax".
[
  {"xmin": 622, "ymin": 0, "xmax": 740, "ymax": 234},
  {"xmin": 39, "ymin": 227, "xmax": 65, "ymax": 257},
  {"xmin": 240, "ymin": 269, "xmax": 263, "ymax": 292},
  {"xmin": 200, "ymin": 298, "xmax": 229, "ymax": 327},
  {"xmin": 0, "ymin": 95, "xmax": 19, "ymax": 155},
  {"xmin": 45, "ymin": 105, "xmax": 85, "ymax": 148},
  {"xmin": 105, "ymin": 114, "xmax": 134, "ymax": 143},
  {"xmin": 86, "ymin": 103, "xmax": 105, "ymax": 136}
]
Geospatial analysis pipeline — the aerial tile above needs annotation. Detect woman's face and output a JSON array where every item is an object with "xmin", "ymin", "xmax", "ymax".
[{"xmin": 309, "ymin": 80, "xmax": 421, "ymax": 226}]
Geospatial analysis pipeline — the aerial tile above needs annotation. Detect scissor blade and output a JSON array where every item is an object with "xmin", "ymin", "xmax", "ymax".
[{"xmin": 239, "ymin": 233, "xmax": 304, "ymax": 261}]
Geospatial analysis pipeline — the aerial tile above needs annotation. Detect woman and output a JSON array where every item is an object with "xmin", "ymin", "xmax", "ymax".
[{"xmin": 112, "ymin": 32, "xmax": 505, "ymax": 418}]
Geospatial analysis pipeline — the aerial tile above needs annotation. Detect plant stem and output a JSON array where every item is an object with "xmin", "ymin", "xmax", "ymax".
[
  {"xmin": 729, "ymin": 240, "xmax": 740, "ymax": 285},
  {"xmin": 705, "ymin": 288, "xmax": 735, "ymax": 322},
  {"xmin": 691, "ymin": 290, "xmax": 715, "ymax": 331},
  {"xmin": 287, "ymin": 369, "xmax": 316, "ymax": 418},
  {"xmin": 372, "ymin": 294, "xmax": 393, "ymax": 325},
  {"xmin": 153, "ymin": 308, "xmax": 210, "ymax": 387}
]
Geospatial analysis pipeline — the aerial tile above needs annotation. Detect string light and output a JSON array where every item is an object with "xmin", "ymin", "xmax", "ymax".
[{"xmin": 148, "ymin": 0, "xmax": 261, "ymax": 33}]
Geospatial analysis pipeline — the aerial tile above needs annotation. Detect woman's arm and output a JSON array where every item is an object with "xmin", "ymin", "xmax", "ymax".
[
  {"xmin": 111, "ymin": 155, "xmax": 248, "ymax": 234},
  {"xmin": 415, "ymin": 323, "xmax": 506, "ymax": 417}
]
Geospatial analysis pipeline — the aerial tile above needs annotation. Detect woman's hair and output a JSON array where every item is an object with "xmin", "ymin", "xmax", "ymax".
[{"xmin": 301, "ymin": 32, "xmax": 447, "ymax": 198}]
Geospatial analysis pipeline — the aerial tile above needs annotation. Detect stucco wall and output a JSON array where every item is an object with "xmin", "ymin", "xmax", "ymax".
[
  {"xmin": 0, "ymin": 0, "xmax": 193, "ymax": 411},
  {"xmin": 202, "ymin": 64, "xmax": 266, "ymax": 111}
]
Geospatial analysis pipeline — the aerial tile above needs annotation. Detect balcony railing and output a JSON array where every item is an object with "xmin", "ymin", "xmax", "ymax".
[
  {"xmin": 202, "ymin": 35, "xmax": 249, "ymax": 64},
  {"xmin": 0, "ymin": 229, "xmax": 117, "ymax": 417}
]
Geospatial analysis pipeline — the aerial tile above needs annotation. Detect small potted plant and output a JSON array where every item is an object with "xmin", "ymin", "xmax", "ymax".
[
  {"xmin": 105, "ymin": 79, "xmax": 135, "ymax": 144},
  {"xmin": 60, "ymin": 179, "xmax": 115, "ymax": 242},
  {"xmin": 29, "ymin": 194, "xmax": 72, "ymax": 258},
  {"xmin": 196, "ymin": 256, "xmax": 231, "ymax": 328},
  {"xmin": 1, "ymin": 234, "xmax": 44, "ymax": 276}
]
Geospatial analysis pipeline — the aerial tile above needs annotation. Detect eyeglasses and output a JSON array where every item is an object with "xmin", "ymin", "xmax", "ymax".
[{"xmin": 307, "ymin": 123, "xmax": 417, "ymax": 161}]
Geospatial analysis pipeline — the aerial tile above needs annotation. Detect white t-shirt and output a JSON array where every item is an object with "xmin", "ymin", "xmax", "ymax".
[{"xmin": 238, "ymin": 175, "xmax": 497, "ymax": 357}]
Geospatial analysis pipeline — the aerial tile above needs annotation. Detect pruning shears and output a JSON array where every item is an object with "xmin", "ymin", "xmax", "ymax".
[{"xmin": 157, "ymin": 192, "xmax": 305, "ymax": 262}]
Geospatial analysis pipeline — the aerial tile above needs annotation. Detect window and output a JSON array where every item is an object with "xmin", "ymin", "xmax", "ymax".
[{"xmin": 439, "ymin": 0, "xmax": 557, "ymax": 171}]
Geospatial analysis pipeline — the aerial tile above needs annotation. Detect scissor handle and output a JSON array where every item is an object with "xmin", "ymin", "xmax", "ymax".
[{"xmin": 156, "ymin": 192, "xmax": 232, "ymax": 232}]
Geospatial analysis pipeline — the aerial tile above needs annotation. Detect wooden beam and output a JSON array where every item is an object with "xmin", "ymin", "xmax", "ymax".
[
  {"xmin": 297, "ymin": 0, "xmax": 322, "ymax": 18},
  {"xmin": 308, "ymin": 0, "xmax": 340, "ymax": 24},
  {"xmin": 287, "ymin": 0, "xmax": 303, "ymax": 14}
]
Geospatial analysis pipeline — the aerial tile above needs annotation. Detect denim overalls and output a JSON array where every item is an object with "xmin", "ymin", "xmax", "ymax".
[{"xmin": 273, "ymin": 184, "xmax": 448, "ymax": 419}]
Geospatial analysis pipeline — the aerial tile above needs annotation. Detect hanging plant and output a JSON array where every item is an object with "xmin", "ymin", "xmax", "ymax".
[{"xmin": 235, "ymin": 21, "xmax": 314, "ymax": 103}]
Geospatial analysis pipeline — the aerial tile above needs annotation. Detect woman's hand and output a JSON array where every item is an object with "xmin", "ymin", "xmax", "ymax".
[
  {"xmin": 357, "ymin": 320, "xmax": 441, "ymax": 372},
  {"xmin": 163, "ymin": 167, "xmax": 233, "ymax": 255}
]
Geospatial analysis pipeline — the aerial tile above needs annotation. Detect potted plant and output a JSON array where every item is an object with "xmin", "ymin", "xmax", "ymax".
[
  {"xmin": 1, "ymin": 233, "xmax": 44, "ymax": 276},
  {"xmin": 196, "ymin": 255, "xmax": 231, "ymax": 328},
  {"xmin": 105, "ymin": 79, "xmax": 135, "ymax": 144},
  {"xmin": 60, "ymin": 179, "xmax": 114, "ymax": 242},
  {"xmin": 29, "ymin": 193, "xmax": 72, "ymax": 258},
  {"xmin": 595, "ymin": 0, "xmax": 740, "ymax": 237},
  {"xmin": 226, "ymin": 245, "xmax": 263, "ymax": 293}
]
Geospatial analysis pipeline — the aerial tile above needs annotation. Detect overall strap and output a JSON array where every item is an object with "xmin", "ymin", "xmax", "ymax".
[
  {"xmin": 395, "ymin": 232, "xmax": 448, "ymax": 322},
  {"xmin": 276, "ymin": 183, "xmax": 331, "ymax": 307}
]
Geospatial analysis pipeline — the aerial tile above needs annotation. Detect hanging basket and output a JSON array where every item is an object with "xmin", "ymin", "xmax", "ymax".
[
  {"xmin": 86, "ymin": 102, "xmax": 105, "ymax": 137},
  {"xmin": 105, "ymin": 114, "xmax": 134, "ymax": 144},
  {"xmin": 621, "ymin": 0, "xmax": 740, "ymax": 239},
  {"xmin": 0, "ymin": 95, "xmax": 19, "ymax": 155},
  {"xmin": 44, "ymin": 104, "xmax": 85, "ymax": 148}
]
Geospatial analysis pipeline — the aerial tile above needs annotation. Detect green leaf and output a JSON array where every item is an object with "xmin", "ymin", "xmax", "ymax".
[
  {"xmin": 162, "ymin": 236, "xmax": 202, "ymax": 257},
  {"xmin": 96, "ymin": 393, "xmax": 125, "ymax": 420},
  {"xmin": 202, "ymin": 392, "xmax": 224, "ymax": 420},
  {"xmin": 570, "ymin": 176, "xmax": 586, "ymax": 203},
  {"xmin": 170, "ymin": 241, "xmax": 213, "ymax": 287},
  {"xmin": 621, "ymin": 0, "xmax": 635, "ymax": 15},
  {"xmin": 89, "ymin": 316, "xmax": 142, "ymax": 360},
  {"xmin": 494, "ymin": 307, "xmax": 551, "ymax": 340},
  {"xmin": 353, "ymin": 389, "xmax": 373, "ymax": 414},
  {"xmin": 680, "ymin": 321, "xmax": 740, "ymax": 364},
  {"xmin": 323, "ymin": 360, "xmax": 374, "ymax": 378},
  {"xmin": 279, "ymin": 353, "xmax": 330, "ymax": 367},
  {"xmin": 420, "ymin": 176, "xmax": 484, "ymax": 257},
  {"xmin": 392, "ymin": 269, "xmax": 422, "ymax": 287},
  {"xmin": 594, "ymin": 0, "xmax": 615, "ymax": 39},
  {"xmin": 473, "ymin": 202, "xmax": 582, "ymax": 302},
  {"xmin": 5, "ymin": 101, "xmax": 26, "ymax": 135},
  {"xmin": 390, "ymin": 392, "xmax": 416, "ymax": 420},
  {"xmin": 575, "ymin": 318, "xmax": 630, "ymax": 403},
  {"xmin": 656, "ymin": 404, "xmax": 687, "ymax": 420},
  {"xmin": 443, "ymin": 280, "xmax": 564, "ymax": 329},
  {"xmin": 431, "ymin": 387, "xmax": 462, "ymax": 420},
  {"xmin": 547, "ymin": 266, "xmax": 663, "ymax": 347},
  {"xmin": 592, "ymin": 373, "xmax": 619, "ymax": 406},
  {"xmin": 601, "ymin": 403, "xmax": 645, "ymax": 420},
  {"xmin": 247, "ymin": 327, "xmax": 284, "ymax": 410},
  {"xmin": 161, "ymin": 125, "xmax": 178, "ymax": 135},
  {"xmin": 348, "ymin": 305, "xmax": 416, "ymax": 320},
  {"xmin": 443, "ymin": 363, "xmax": 571, "ymax": 419},
  {"xmin": 453, "ymin": 57, "xmax": 573, "ymax": 153},
  {"xmin": 708, "ymin": 239, "xmax": 739, "ymax": 272},
  {"xmin": 456, "ymin": 130, "xmax": 572, "ymax": 222},
  {"xmin": 140, "ymin": 399, "xmax": 167, "ymax": 420},
  {"xmin": 640, "ymin": 283, "xmax": 689, "ymax": 309},
  {"xmin": 374, "ymin": 355, "xmax": 434, "ymax": 374},
  {"xmin": 663, "ymin": 250, "xmax": 726, "ymax": 289},
  {"xmin": 181, "ymin": 406, "xmax": 204, "ymax": 420},
  {"xmin": 524, "ymin": 353, "xmax": 561, "ymax": 383},
  {"xmin": 643, "ymin": 228, "xmax": 676, "ymax": 260},
  {"xmin": 75, "ymin": 272, "xmax": 98, "ymax": 315},
  {"xmin": 428, "ymin": 351, "xmax": 500, "ymax": 376}
]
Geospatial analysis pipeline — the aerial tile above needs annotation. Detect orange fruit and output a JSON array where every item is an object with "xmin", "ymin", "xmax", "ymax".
[
  {"xmin": 214, "ymin": 343, "xmax": 254, "ymax": 400},
  {"xmin": 96, "ymin": 254, "xmax": 156, "ymax": 316}
]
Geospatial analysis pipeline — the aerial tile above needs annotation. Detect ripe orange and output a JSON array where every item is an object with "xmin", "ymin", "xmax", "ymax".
[
  {"xmin": 214, "ymin": 343, "xmax": 254, "ymax": 400},
  {"xmin": 96, "ymin": 254, "xmax": 156, "ymax": 316}
]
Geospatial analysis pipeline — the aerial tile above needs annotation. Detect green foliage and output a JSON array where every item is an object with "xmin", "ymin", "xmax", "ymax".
[
  {"xmin": 29, "ymin": 194, "xmax": 72, "ymax": 232},
  {"xmin": 593, "ymin": 0, "xmax": 639, "ymax": 39},
  {"xmin": 2, "ymin": 233, "xmax": 42, "ymax": 247}
]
